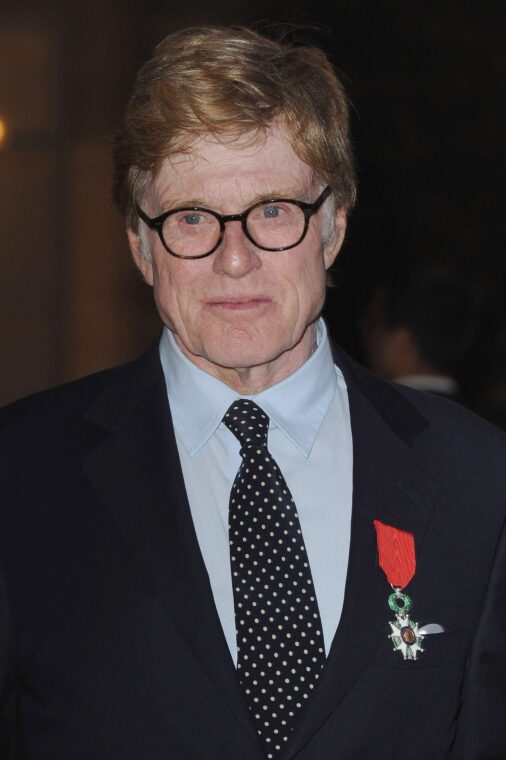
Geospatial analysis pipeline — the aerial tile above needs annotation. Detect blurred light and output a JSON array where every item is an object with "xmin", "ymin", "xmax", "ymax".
[{"xmin": 0, "ymin": 118, "xmax": 7, "ymax": 147}]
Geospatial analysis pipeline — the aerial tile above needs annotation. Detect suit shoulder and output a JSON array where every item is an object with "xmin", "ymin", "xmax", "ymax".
[
  {"xmin": 386, "ymin": 381, "xmax": 505, "ymax": 505},
  {"xmin": 394, "ymin": 380, "xmax": 504, "ymax": 450},
  {"xmin": 0, "ymin": 342, "xmax": 162, "ymax": 450},
  {"xmin": 336, "ymin": 348, "xmax": 505, "ymax": 479},
  {"xmin": 0, "ymin": 365, "xmax": 122, "ymax": 434},
  {"xmin": 336, "ymin": 346, "xmax": 504, "ymax": 456}
]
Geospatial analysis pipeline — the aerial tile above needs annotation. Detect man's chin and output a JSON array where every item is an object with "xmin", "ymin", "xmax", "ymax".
[
  {"xmin": 199, "ymin": 348, "xmax": 277, "ymax": 373},
  {"xmin": 175, "ymin": 325, "xmax": 315, "ymax": 384},
  {"xmin": 184, "ymin": 340, "xmax": 290, "ymax": 380},
  {"xmin": 176, "ymin": 327, "xmax": 280, "ymax": 368}
]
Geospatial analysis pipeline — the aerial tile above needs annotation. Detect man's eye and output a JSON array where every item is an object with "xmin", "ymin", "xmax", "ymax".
[
  {"xmin": 183, "ymin": 213, "xmax": 203, "ymax": 225},
  {"xmin": 261, "ymin": 205, "xmax": 283, "ymax": 219}
]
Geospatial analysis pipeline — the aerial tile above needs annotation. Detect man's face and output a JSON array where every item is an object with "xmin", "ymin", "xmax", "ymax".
[{"xmin": 129, "ymin": 124, "xmax": 346, "ymax": 391}]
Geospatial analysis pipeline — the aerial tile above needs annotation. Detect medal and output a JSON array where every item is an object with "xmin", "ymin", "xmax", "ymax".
[
  {"xmin": 387, "ymin": 587, "xmax": 424, "ymax": 660},
  {"xmin": 374, "ymin": 520, "xmax": 423, "ymax": 661}
]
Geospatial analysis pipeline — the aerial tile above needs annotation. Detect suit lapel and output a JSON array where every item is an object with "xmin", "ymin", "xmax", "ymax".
[
  {"xmin": 281, "ymin": 349, "xmax": 442, "ymax": 758},
  {"xmin": 82, "ymin": 347, "xmax": 258, "ymax": 742}
]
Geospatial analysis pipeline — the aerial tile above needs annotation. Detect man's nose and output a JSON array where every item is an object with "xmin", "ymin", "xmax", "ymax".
[{"xmin": 212, "ymin": 220, "xmax": 262, "ymax": 278}]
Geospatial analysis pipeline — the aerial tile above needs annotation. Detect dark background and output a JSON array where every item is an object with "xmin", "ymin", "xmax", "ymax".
[{"xmin": 0, "ymin": 0, "xmax": 504, "ymax": 422}]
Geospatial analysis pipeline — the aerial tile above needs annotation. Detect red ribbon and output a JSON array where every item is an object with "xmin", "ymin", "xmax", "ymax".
[{"xmin": 373, "ymin": 520, "xmax": 416, "ymax": 589}]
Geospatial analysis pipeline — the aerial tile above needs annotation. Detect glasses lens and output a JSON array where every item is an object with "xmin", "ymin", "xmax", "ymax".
[
  {"xmin": 246, "ymin": 201, "xmax": 306, "ymax": 249},
  {"xmin": 162, "ymin": 210, "xmax": 221, "ymax": 258}
]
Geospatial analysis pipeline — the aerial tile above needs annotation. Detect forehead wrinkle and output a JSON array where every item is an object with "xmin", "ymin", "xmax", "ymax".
[
  {"xmin": 155, "ymin": 169, "xmax": 316, "ymax": 213},
  {"xmin": 151, "ymin": 126, "xmax": 316, "ymax": 213}
]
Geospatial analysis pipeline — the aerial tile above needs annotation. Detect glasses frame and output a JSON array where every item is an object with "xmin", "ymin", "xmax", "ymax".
[{"xmin": 136, "ymin": 186, "xmax": 332, "ymax": 260}]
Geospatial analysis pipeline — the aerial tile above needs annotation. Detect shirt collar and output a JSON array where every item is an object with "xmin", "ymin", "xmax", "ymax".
[{"xmin": 159, "ymin": 318, "xmax": 338, "ymax": 458}]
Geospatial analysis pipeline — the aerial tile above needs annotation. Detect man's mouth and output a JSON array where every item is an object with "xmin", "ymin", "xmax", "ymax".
[{"xmin": 206, "ymin": 296, "xmax": 272, "ymax": 311}]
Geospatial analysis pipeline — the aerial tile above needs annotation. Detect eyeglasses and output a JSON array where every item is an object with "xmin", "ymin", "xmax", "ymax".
[{"xmin": 136, "ymin": 186, "xmax": 331, "ymax": 260}]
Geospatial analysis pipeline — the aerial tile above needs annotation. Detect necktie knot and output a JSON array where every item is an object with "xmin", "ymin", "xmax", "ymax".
[{"xmin": 223, "ymin": 399, "xmax": 269, "ymax": 450}]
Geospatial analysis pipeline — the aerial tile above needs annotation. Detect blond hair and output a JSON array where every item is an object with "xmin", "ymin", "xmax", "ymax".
[{"xmin": 113, "ymin": 26, "xmax": 356, "ymax": 230}]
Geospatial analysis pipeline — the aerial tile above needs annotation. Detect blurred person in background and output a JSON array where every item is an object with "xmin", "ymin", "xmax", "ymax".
[
  {"xmin": 361, "ymin": 264, "xmax": 476, "ymax": 407},
  {"xmin": 0, "ymin": 26, "xmax": 505, "ymax": 760}
]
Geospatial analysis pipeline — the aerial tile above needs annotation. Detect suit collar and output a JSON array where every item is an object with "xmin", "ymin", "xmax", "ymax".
[
  {"xmin": 83, "ymin": 339, "xmax": 430, "ymax": 454},
  {"xmin": 331, "ymin": 343, "xmax": 431, "ymax": 447}
]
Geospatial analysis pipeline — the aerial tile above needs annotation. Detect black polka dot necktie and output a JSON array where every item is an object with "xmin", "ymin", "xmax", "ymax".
[{"xmin": 223, "ymin": 399, "xmax": 326, "ymax": 757}]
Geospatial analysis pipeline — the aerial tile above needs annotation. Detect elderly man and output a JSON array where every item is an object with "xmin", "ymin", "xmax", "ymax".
[{"xmin": 0, "ymin": 26, "xmax": 505, "ymax": 760}]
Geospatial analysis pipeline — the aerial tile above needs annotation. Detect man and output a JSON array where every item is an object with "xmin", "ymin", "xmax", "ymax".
[
  {"xmin": 361, "ymin": 264, "xmax": 476, "ymax": 406},
  {"xmin": 0, "ymin": 26, "xmax": 505, "ymax": 760}
]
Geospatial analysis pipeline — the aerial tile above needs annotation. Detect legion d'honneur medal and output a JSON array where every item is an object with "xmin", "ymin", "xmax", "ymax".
[{"xmin": 373, "ymin": 520, "xmax": 424, "ymax": 660}]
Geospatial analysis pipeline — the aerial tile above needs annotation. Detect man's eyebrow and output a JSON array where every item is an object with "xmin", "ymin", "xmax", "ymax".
[
  {"xmin": 246, "ymin": 188, "xmax": 310, "ymax": 204},
  {"xmin": 157, "ymin": 197, "xmax": 208, "ymax": 212},
  {"xmin": 159, "ymin": 187, "xmax": 311, "ymax": 212}
]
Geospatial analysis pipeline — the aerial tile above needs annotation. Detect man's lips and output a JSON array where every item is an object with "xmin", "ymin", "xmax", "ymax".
[{"xmin": 205, "ymin": 297, "xmax": 272, "ymax": 311}]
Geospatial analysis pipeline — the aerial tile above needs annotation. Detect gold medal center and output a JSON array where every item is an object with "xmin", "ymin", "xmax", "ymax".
[{"xmin": 400, "ymin": 627, "xmax": 416, "ymax": 645}]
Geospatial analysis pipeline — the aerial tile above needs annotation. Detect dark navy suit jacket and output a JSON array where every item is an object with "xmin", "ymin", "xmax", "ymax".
[{"xmin": 0, "ymin": 343, "xmax": 505, "ymax": 759}]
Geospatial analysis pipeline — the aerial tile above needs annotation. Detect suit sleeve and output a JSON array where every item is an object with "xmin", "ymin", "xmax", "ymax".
[{"xmin": 452, "ymin": 511, "xmax": 506, "ymax": 759}]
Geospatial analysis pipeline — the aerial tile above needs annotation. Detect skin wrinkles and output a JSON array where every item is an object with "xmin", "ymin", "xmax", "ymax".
[{"xmin": 128, "ymin": 124, "xmax": 347, "ymax": 394}]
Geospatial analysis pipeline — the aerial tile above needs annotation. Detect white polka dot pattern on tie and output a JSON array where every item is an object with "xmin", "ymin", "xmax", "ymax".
[{"xmin": 224, "ymin": 399, "xmax": 326, "ymax": 757}]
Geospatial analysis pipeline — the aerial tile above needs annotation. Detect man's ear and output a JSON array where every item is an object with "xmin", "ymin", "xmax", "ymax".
[
  {"xmin": 324, "ymin": 208, "xmax": 347, "ymax": 269},
  {"xmin": 127, "ymin": 227, "xmax": 154, "ymax": 286}
]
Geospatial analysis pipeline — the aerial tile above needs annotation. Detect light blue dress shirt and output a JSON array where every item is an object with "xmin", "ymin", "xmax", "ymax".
[{"xmin": 160, "ymin": 319, "xmax": 353, "ymax": 664}]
